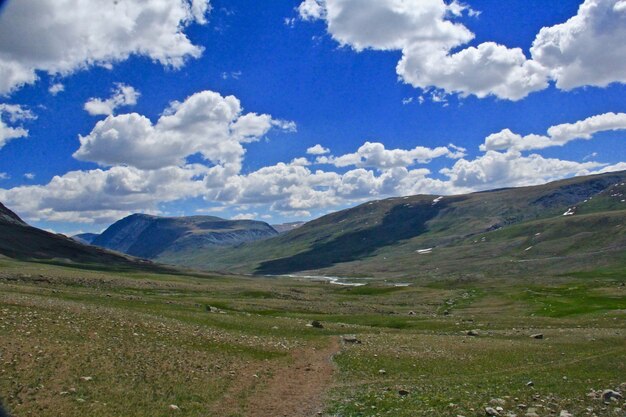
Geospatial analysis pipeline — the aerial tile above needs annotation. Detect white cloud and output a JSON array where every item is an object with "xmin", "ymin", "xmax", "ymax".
[
  {"xmin": 306, "ymin": 144, "xmax": 330, "ymax": 155},
  {"xmin": 531, "ymin": 0, "xmax": 626, "ymax": 90},
  {"xmin": 1, "ymin": 89, "xmax": 624, "ymax": 227},
  {"xmin": 0, "ymin": 0, "xmax": 211, "ymax": 94},
  {"xmin": 298, "ymin": 0, "xmax": 626, "ymax": 100},
  {"xmin": 298, "ymin": 0, "xmax": 326, "ymax": 21},
  {"xmin": 441, "ymin": 150, "xmax": 603, "ymax": 190},
  {"xmin": 0, "ymin": 173, "xmax": 9, "ymax": 180},
  {"xmin": 231, "ymin": 212, "xmax": 259, "ymax": 220},
  {"xmin": 24, "ymin": 173, "xmax": 35, "ymax": 180},
  {"xmin": 48, "ymin": 83, "xmax": 65, "ymax": 96},
  {"xmin": 74, "ymin": 90, "xmax": 294, "ymax": 171},
  {"xmin": 316, "ymin": 141, "xmax": 465, "ymax": 169},
  {"xmin": 0, "ymin": 164, "xmax": 209, "ymax": 224},
  {"xmin": 0, "ymin": 104, "xmax": 36, "ymax": 149},
  {"xmin": 84, "ymin": 84, "xmax": 140, "ymax": 116},
  {"xmin": 481, "ymin": 112, "xmax": 626, "ymax": 152},
  {"xmin": 398, "ymin": 42, "xmax": 549, "ymax": 101}
]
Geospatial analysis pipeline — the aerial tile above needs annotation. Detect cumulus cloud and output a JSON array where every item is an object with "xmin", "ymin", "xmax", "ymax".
[
  {"xmin": 298, "ymin": 0, "xmax": 626, "ymax": 100},
  {"xmin": 74, "ymin": 90, "xmax": 294, "ymax": 171},
  {"xmin": 306, "ymin": 144, "xmax": 330, "ymax": 155},
  {"xmin": 316, "ymin": 141, "xmax": 465, "ymax": 169},
  {"xmin": 441, "ymin": 150, "xmax": 602, "ymax": 190},
  {"xmin": 84, "ymin": 84, "xmax": 140, "ymax": 116},
  {"xmin": 481, "ymin": 112, "xmax": 626, "ymax": 152},
  {"xmin": 531, "ymin": 0, "xmax": 626, "ymax": 90},
  {"xmin": 1, "ymin": 91, "xmax": 624, "ymax": 227},
  {"xmin": 0, "ymin": 0, "xmax": 211, "ymax": 94},
  {"xmin": 0, "ymin": 104, "xmax": 36, "ymax": 149},
  {"xmin": 0, "ymin": 164, "xmax": 209, "ymax": 224},
  {"xmin": 48, "ymin": 83, "xmax": 65, "ymax": 96}
]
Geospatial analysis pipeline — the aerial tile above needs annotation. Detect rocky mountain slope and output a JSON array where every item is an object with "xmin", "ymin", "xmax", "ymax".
[
  {"xmin": 92, "ymin": 214, "xmax": 278, "ymax": 259},
  {"xmin": 72, "ymin": 233, "xmax": 100, "ymax": 244},
  {"xmin": 0, "ymin": 203, "xmax": 155, "ymax": 268},
  {"xmin": 159, "ymin": 171, "xmax": 626, "ymax": 279}
]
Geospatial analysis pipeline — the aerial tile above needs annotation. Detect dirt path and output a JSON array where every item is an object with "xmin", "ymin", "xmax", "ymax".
[{"xmin": 213, "ymin": 336, "xmax": 342, "ymax": 417}]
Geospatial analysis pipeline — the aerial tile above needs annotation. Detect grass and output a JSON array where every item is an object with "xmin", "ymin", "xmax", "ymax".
[{"xmin": 0, "ymin": 258, "xmax": 625, "ymax": 416}]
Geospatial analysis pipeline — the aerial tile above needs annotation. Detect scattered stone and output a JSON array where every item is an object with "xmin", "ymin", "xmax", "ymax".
[
  {"xmin": 342, "ymin": 335, "xmax": 361, "ymax": 344},
  {"xmin": 169, "ymin": 404, "xmax": 180, "ymax": 411},
  {"xmin": 310, "ymin": 320, "xmax": 324, "ymax": 329},
  {"xmin": 530, "ymin": 334, "xmax": 544, "ymax": 339},
  {"xmin": 526, "ymin": 381, "xmax": 534, "ymax": 387},
  {"xmin": 559, "ymin": 411, "xmax": 573, "ymax": 417},
  {"xmin": 398, "ymin": 389, "xmax": 410, "ymax": 396},
  {"xmin": 602, "ymin": 389, "xmax": 623, "ymax": 403},
  {"xmin": 525, "ymin": 408, "xmax": 539, "ymax": 417},
  {"xmin": 80, "ymin": 376, "xmax": 93, "ymax": 381},
  {"xmin": 378, "ymin": 369, "xmax": 386, "ymax": 375},
  {"xmin": 408, "ymin": 311, "xmax": 416, "ymax": 316},
  {"xmin": 443, "ymin": 310, "xmax": 450, "ymax": 316},
  {"xmin": 485, "ymin": 406, "xmax": 500, "ymax": 416},
  {"xmin": 490, "ymin": 399, "xmax": 506, "ymax": 406},
  {"xmin": 467, "ymin": 330, "xmax": 480, "ymax": 337}
]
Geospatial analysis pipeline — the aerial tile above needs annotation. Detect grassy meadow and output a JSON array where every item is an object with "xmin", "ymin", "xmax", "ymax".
[{"xmin": 0, "ymin": 257, "xmax": 624, "ymax": 416}]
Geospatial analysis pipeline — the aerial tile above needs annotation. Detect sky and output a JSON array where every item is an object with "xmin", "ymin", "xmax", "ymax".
[{"xmin": 0, "ymin": 0, "xmax": 625, "ymax": 234}]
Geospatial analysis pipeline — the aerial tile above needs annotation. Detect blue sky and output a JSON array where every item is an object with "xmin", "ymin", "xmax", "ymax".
[{"xmin": 0, "ymin": 0, "xmax": 625, "ymax": 234}]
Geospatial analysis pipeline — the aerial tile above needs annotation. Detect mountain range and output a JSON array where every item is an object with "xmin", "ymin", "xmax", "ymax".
[
  {"xmin": 155, "ymin": 170, "xmax": 626, "ymax": 279},
  {"xmin": 1, "ymin": 171, "xmax": 625, "ymax": 280},
  {"xmin": 0, "ymin": 203, "xmax": 153, "ymax": 269},
  {"xmin": 90, "ymin": 214, "xmax": 278, "ymax": 259}
]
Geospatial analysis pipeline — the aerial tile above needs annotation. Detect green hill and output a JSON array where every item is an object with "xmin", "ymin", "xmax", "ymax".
[
  {"xmin": 0, "ymin": 203, "xmax": 158, "ymax": 270},
  {"xmin": 92, "ymin": 214, "xmax": 278, "ymax": 259},
  {"xmin": 158, "ymin": 171, "xmax": 626, "ymax": 280}
]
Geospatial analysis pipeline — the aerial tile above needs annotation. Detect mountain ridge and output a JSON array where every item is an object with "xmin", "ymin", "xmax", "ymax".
[
  {"xmin": 157, "ymin": 170, "xmax": 626, "ymax": 279},
  {"xmin": 92, "ymin": 214, "xmax": 279, "ymax": 259}
]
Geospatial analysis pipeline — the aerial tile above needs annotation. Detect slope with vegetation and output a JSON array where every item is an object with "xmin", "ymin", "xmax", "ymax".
[
  {"xmin": 92, "ymin": 214, "xmax": 278, "ymax": 259},
  {"xmin": 159, "ymin": 171, "xmax": 626, "ymax": 279},
  {"xmin": 0, "ymin": 202, "xmax": 158, "ymax": 270}
]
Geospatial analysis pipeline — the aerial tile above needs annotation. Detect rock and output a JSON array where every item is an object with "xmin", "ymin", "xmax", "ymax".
[
  {"xmin": 559, "ymin": 411, "xmax": 573, "ymax": 417},
  {"xmin": 80, "ymin": 376, "xmax": 93, "ymax": 381},
  {"xmin": 443, "ymin": 310, "xmax": 450, "ymax": 316},
  {"xmin": 602, "ymin": 389, "xmax": 623, "ymax": 403},
  {"xmin": 467, "ymin": 330, "xmax": 480, "ymax": 336},
  {"xmin": 526, "ymin": 381, "xmax": 534, "ymax": 387},
  {"xmin": 485, "ymin": 407, "xmax": 500, "ymax": 416},
  {"xmin": 169, "ymin": 404, "xmax": 180, "ymax": 411},
  {"xmin": 490, "ymin": 399, "xmax": 506, "ymax": 406},
  {"xmin": 378, "ymin": 369, "xmax": 386, "ymax": 375},
  {"xmin": 525, "ymin": 408, "xmax": 539, "ymax": 417},
  {"xmin": 310, "ymin": 320, "xmax": 324, "ymax": 329},
  {"xmin": 530, "ymin": 334, "xmax": 544, "ymax": 339},
  {"xmin": 342, "ymin": 335, "xmax": 361, "ymax": 344},
  {"xmin": 398, "ymin": 389, "xmax": 410, "ymax": 396}
]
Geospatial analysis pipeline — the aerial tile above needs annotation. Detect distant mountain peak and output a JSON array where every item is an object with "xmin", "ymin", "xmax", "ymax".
[
  {"xmin": 91, "ymin": 213, "xmax": 279, "ymax": 259},
  {"xmin": 0, "ymin": 202, "xmax": 27, "ymax": 226}
]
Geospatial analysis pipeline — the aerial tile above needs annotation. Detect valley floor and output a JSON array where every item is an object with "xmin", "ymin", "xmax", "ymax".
[{"xmin": 0, "ymin": 258, "xmax": 624, "ymax": 417}]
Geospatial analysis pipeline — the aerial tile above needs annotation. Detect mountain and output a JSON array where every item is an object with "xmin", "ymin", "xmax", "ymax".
[
  {"xmin": 92, "ymin": 214, "xmax": 278, "ymax": 259},
  {"xmin": 72, "ymin": 233, "xmax": 100, "ymax": 244},
  {"xmin": 0, "ymin": 203, "xmax": 155, "ymax": 268},
  {"xmin": 271, "ymin": 222, "xmax": 306, "ymax": 234},
  {"xmin": 159, "ymin": 171, "xmax": 626, "ymax": 279},
  {"xmin": 0, "ymin": 202, "xmax": 26, "ymax": 226}
]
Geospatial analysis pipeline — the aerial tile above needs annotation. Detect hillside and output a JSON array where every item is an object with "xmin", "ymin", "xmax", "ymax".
[
  {"xmin": 92, "ymin": 214, "xmax": 278, "ymax": 259},
  {"xmin": 0, "ymin": 203, "xmax": 156, "ymax": 269},
  {"xmin": 159, "ymin": 171, "xmax": 626, "ymax": 279},
  {"xmin": 72, "ymin": 233, "xmax": 100, "ymax": 244}
]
